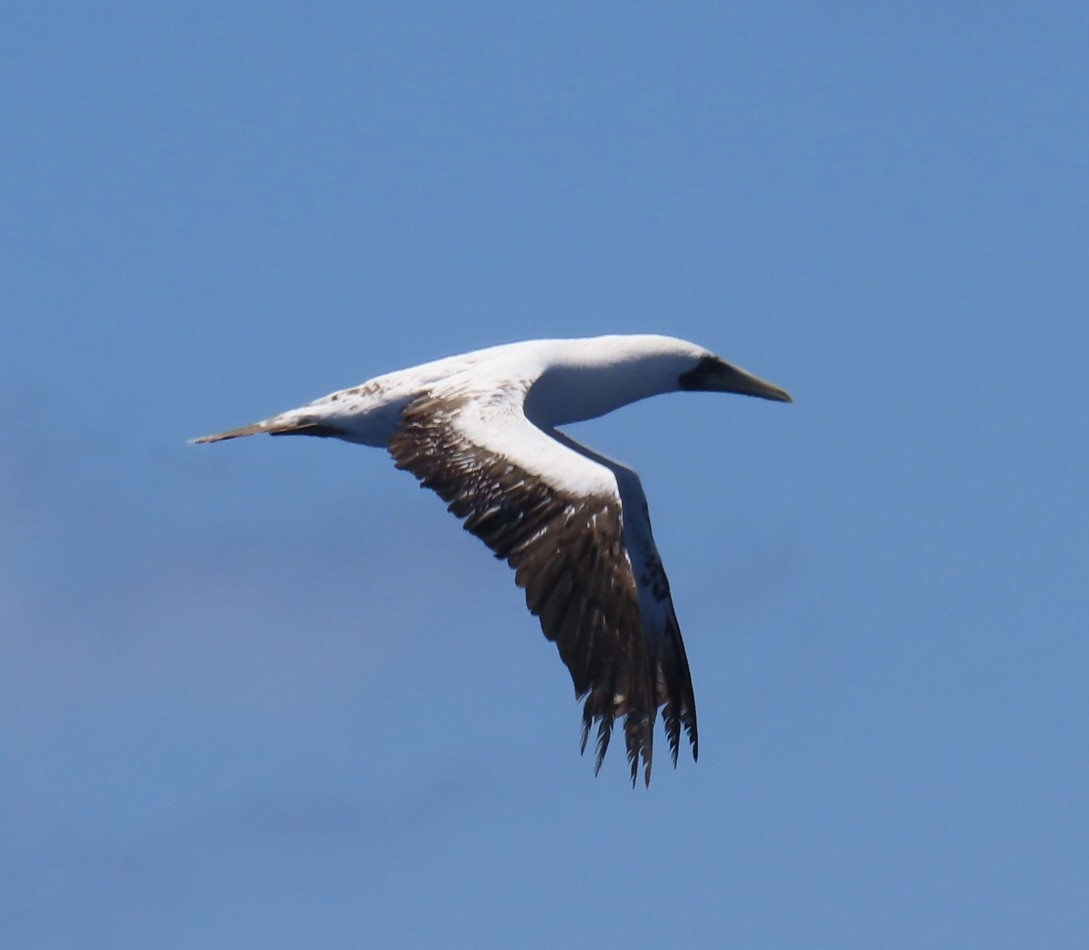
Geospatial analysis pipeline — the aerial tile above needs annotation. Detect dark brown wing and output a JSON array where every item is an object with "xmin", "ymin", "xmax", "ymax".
[
  {"xmin": 387, "ymin": 389, "xmax": 659, "ymax": 785},
  {"xmin": 549, "ymin": 430, "xmax": 698, "ymax": 768}
]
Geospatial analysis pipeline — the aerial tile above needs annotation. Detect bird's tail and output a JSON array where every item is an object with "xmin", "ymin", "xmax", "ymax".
[
  {"xmin": 190, "ymin": 422, "xmax": 272, "ymax": 444},
  {"xmin": 190, "ymin": 410, "xmax": 341, "ymax": 444}
]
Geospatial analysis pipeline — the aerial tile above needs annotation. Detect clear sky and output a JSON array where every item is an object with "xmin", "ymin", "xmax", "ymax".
[{"xmin": 3, "ymin": 3, "xmax": 1086, "ymax": 947}]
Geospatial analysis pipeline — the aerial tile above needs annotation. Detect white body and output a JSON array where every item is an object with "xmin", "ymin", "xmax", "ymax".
[{"xmin": 261, "ymin": 336, "xmax": 730, "ymax": 448}]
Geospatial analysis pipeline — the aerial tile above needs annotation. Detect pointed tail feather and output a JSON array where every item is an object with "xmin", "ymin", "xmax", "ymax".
[
  {"xmin": 191, "ymin": 413, "xmax": 344, "ymax": 444},
  {"xmin": 190, "ymin": 422, "xmax": 272, "ymax": 444}
]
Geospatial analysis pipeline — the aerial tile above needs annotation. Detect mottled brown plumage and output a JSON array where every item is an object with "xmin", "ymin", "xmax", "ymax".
[{"xmin": 389, "ymin": 392, "xmax": 664, "ymax": 785}]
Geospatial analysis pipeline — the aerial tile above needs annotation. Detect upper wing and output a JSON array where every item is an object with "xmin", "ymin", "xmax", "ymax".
[{"xmin": 388, "ymin": 384, "xmax": 665, "ymax": 785}]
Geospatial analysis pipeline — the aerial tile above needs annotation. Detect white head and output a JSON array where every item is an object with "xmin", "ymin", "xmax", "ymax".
[{"xmin": 525, "ymin": 335, "xmax": 792, "ymax": 426}]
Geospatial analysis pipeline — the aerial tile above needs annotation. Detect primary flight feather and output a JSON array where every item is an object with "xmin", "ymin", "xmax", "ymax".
[{"xmin": 194, "ymin": 334, "xmax": 792, "ymax": 785}]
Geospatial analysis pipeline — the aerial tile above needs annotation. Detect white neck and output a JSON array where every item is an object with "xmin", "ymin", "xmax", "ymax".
[{"xmin": 523, "ymin": 336, "xmax": 703, "ymax": 426}]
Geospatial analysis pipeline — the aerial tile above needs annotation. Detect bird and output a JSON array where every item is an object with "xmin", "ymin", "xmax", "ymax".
[{"xmin": 193, "ymin": 335, "xmax": 792, "ymax": 785}]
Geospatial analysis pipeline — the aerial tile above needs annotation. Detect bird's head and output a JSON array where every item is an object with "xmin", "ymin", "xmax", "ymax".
[
  {"xmin": 520, "ymin": 335, "xmax": 793, "ymax": 427},
  {"xmin": 678, "ymin": 352, "xmax": 793, "ymax": 403}
]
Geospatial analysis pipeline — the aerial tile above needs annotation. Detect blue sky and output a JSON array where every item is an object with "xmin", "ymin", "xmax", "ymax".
[{"xmin": 3, "ymin": 3, "xmax": 1086, "ymax": 947}]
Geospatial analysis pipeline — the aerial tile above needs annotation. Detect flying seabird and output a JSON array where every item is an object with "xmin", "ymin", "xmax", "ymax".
[{"xmin": 194, "ymin": 335, "xmax": 791, "ymax": 785}]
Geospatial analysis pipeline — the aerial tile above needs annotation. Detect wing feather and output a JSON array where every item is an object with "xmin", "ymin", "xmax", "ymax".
[
  {"xmin": 388, "ymin": 385, "xmax": 695, "ymax": 785},
  {"xmin": 548, "ymin": 430, "xmax": 699, "ymax": 768}
]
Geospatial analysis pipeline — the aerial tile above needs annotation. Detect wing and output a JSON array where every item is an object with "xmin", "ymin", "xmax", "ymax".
[
  {"xmin": 387, "ymin": 384, "xmax": 662, "ymax": 785},
  {"xmin": 550, "ymin": 431, "xmax": 698, "ymax": 768}
]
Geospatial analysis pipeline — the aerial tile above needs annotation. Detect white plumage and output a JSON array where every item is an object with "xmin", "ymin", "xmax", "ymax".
[{"xmin": 194, "ymin": 334, "xmax": 791, "ymax": 785}]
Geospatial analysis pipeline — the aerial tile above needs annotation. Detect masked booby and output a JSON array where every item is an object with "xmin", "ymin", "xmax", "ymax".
[{"xmin": 194, "ymin": 335, "xmax": 792, "ymax": 785}]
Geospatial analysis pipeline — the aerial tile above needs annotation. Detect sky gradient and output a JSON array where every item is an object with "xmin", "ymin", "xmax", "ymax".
[{"xmin": 3, "ymin": 3, "xmax": 1087, "ymax": 947}]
